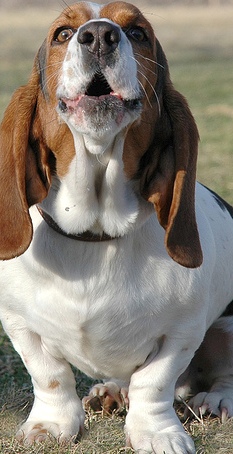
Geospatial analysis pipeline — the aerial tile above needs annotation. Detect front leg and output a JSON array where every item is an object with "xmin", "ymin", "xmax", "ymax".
[
  {"xmin": 2, "ymin": 319, "xmax": 84, "ymax": 444},
  {"xmin": 125, "ymin": 336, "xmax": 200, "ymax": 454}
]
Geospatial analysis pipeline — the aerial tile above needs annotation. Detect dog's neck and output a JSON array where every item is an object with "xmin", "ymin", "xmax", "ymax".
[
  {"xmin": 41, "ymin": 129, "xmax": 153, "ymax": 238},
  {"xmin": 37, "ymin": 205, "xmax": 116, "ymax": 242}
]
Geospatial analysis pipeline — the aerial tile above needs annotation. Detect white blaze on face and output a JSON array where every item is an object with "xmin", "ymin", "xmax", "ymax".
[{"xmin": 56, "ymin": 13, "xmax": 141, "ymax": 147}]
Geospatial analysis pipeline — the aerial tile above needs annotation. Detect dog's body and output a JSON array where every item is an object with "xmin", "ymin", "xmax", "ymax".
[{"xmin": 1, "ymin": 2, "xmax": 233, "ymax": 453}]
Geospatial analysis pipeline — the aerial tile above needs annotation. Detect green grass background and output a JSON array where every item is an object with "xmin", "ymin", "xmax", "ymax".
[{"xmin": 0, "ymin": 3, "xmax": 233, "ymax": 453}]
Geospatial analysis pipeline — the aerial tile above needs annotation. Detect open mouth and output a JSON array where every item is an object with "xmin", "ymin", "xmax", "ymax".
[
  {"xmin": 58, "ymin": 73, "xmax": 141, "ymax": 113},
  {"xmin": 86, "ymin": 73, "xmax": 112, "ymax": 97}
]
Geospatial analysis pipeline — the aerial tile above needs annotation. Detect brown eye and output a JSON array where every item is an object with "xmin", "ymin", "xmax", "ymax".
[
  {"xmin": 127, "ymin": 27, "xmax": 148, "ymax": 43},
  {"xmin": 54, "ymin": 28, "xmax": 75, "ymax": 43}
]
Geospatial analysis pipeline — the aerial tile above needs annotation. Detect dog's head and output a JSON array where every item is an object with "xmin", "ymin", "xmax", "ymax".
[{"xmin": 0, "ymin": 1, "xmax": 202, "ymax": 267}]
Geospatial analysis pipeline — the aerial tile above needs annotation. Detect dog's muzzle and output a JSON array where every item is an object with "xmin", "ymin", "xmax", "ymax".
[{"xmin": 57, "ymin": 19, "xmax": 141, "ymax": 133}]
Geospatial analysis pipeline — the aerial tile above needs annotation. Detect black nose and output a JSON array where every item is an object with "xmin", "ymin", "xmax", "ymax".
[{"xmin": 77, "ymin": 21, "xmax": 121, "ymax": 56}]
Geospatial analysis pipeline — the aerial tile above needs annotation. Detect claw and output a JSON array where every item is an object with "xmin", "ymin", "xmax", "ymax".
[
  {"xmin": 199, "ymin": 403, "xmax": 209, "ymax": 417},
  {"xmin": 221, "ymin": 407, "xmax": 228, "ymax": 423}
]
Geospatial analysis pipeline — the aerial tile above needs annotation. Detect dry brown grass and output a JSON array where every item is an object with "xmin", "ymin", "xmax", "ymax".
[
  {"xmin": 1, "ymin": 4, "xmax": 233, "ymax": 453},
  {"xmin": 2, "ymin": 379, "xmax": 233, "ymax": 453}
]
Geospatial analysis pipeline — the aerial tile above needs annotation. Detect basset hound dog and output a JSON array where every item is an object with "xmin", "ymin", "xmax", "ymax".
[{"xmin": 1, "ymin": 2, "xmax": 233, "ymax": 453}]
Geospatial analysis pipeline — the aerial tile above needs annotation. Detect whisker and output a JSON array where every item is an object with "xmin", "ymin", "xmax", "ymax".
[
  {"xmin": 41, "ymin": 69, "xmax": 60, "ymax": 93},
  {"xmin": 38, "ymin": 67, "xmax": 62, "ymax": 89},
  {"xmin": 45, "ymin": 115, "xmax": 59, "ymax": 126},
  {"xmin": 130, "ymin": 55, "xmax": 157, "ymax": 76},
  {"xmin": 134, "ymin": 52, "xmax": 165, "ymax": 70},
  {"xmin": 39, "ymin": 61, "xmax": 64, "ymax": 72},
  {"xmin": 137, "ymin": 68, "xmax": 161, "ymax": 116},
  {"xmin": 130, "ymin": 55, "xmax": 161, "ymax": 114},
  {"xmin": 137, "ymin": 79, "xmax": 152, "ymax": 109},
  {"xmin": 30, "ymin": 61, "xmax": 63, "ymax": 83},
  {"xmin": 60, "ymin": 0, "xmax": 74, "ymax": 17}
]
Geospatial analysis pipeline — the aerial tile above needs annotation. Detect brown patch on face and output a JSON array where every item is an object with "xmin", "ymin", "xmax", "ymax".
[
  {"xmin": 48, "ymin": 379, "xmax": 60, "ymax": 389},
  {"xmin": 54, "ymin": 2, "xmax": 95, "ymax": 29},
  {"xmin": 32, "ymin": 89, "xmax": 75, "ymax": 178},
  {"xmin": 101, "ymin": 1, "xmax": 139, "ymax": 26}
]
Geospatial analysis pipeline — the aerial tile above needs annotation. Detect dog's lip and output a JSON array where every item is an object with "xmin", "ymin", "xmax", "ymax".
[
  {"xmin": 59, "ymin": 92, "xmax": 123, "ymax": 111},
  {"xmin": 58, "ymin": 93, "xmax": 141, "ymax": 113}
]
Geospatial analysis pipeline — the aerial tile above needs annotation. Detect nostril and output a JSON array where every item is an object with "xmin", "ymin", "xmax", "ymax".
[
  {"xmin": 104, "ymin": 29, "xmax": 121, "ymax": 47},
  {"xmin": 78, "ymin": 30, "xmax": 94, "ymax": 45}
]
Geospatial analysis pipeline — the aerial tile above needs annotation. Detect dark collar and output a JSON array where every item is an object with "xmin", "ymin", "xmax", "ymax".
[{"xmin": 37, "ymin": 206, "xmax": 116, "ymax": 242}]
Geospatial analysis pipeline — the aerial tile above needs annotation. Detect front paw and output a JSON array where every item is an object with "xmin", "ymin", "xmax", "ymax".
[
  {"xmin": 125, "ymin": 413, "xmax": 195, "ymax": 454},
  {"xmin": 16, "ymin": 406, "xmax": 85, "ymax": 444},
  {"xmin": 126, "ymin": 430, "xmax": 195, "ymax": 454},
  {"xmin": 16, "ymin": 421, "xmax": 78, "ymax": 444},
  {"xmin": 187, "ymin": 391, "xmax": 233, "ymax": 423},
  {"xmin": 82, "ymin": 381, "xmax": 128, "ymax": 414}
]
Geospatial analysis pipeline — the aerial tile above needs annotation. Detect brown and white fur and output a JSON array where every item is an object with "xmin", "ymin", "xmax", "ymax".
[{"xmin": 0, "ymin": 2, "xmax": 233, "ymax": 453}]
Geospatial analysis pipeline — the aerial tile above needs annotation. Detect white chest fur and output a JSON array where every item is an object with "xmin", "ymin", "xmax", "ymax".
[
  {"xmin": 0, "ymin": 211, "xmax": 188, "ymax": 382},
  {"xmin": 5, "ymin": 207, "xmax": 208, "ymax": 383},
  {"xmin": 44, "ymin": 130, "xmax": 153, "ymax": 238}
]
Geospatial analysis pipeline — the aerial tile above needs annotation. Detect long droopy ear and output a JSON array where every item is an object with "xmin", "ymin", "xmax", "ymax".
[
  {"xmin": 0, "ymin": 63, "xmax": 50, "ymax": 260},
  {"xmin": 140, "ymin": 41, "xmax": 203, "ymax": 268}
]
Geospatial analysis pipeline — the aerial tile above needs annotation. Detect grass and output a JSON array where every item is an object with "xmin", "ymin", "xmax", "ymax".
[{"xmin": 1, "ymin": 3, "xmax": 233, "ymax": 453}]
